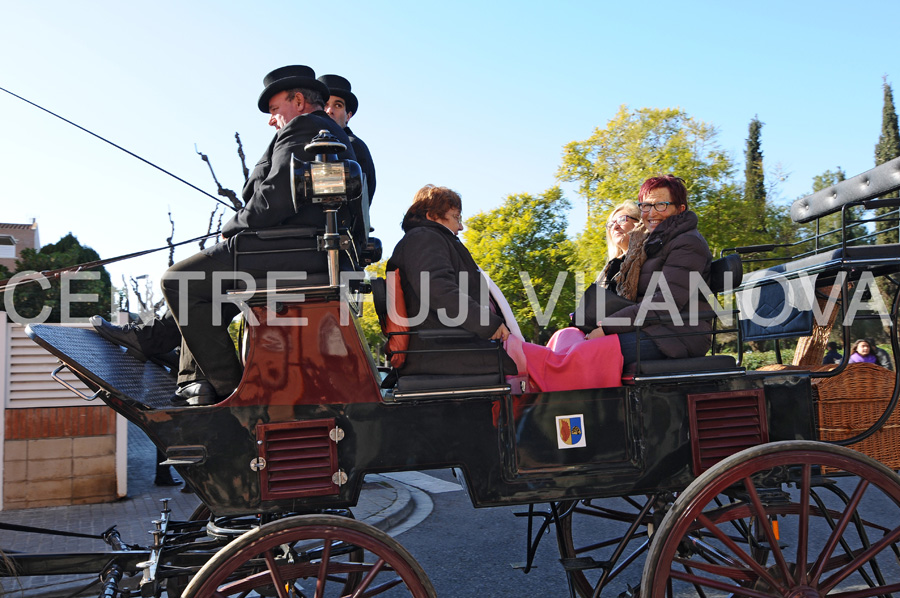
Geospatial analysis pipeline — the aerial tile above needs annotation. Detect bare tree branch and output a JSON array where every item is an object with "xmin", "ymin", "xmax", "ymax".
[
  {"xmin": 195, "ymin": 144, "xmax": 242, "ymax": 210},
  {"xmin": 236, "ymin": 132, "xmax": 249, "ymax": 183},
  {"xmin": 167, "ymin": 209, "xmax": 176, "ymax": 267},
  {"xmin": 199, "ymin": 205, "xmax": 222, "ymax": 250}
]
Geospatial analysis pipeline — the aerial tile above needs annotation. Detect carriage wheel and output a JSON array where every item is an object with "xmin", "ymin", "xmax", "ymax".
[
  {"xmin": 641, "ymin": 440, "xmax": 900, "ymax": 597},
  {"xmin": 181, "ymin": 514, "xmax": 435, "ymax": 597},
  {"xmin": 557, "ymin": 495, "xmax": 666, "ymax": 598}
]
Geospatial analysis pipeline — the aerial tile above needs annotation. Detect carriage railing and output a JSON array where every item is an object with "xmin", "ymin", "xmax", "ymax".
[
  {"xmin": 716, "ymin": 158, "xmax": 900, "ymax": 451},
  {"xmin": 727, "ymin": 199, "xmax": 900, "ymax": 272}
]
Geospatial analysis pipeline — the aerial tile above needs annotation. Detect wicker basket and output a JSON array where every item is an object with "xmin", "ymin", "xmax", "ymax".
[{"xmin": 814, "ymin": 362, "xmax": 900, "ymax": 470}]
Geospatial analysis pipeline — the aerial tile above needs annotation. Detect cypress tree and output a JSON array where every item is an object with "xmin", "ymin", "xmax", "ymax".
[
  {"xmin": 874, "ymin": 80, "xmax": 900, "ymax": 243},
  {"xmin": 744, "ymin": 117, "xmax": 767, "ymax": 234}
]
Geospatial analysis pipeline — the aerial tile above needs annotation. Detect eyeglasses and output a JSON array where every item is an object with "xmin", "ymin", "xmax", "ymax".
[
  {"xmin": 449, "ymin": 212, "xmax": 463, "ymax": 224},
  {"xmin": 638, "ymin": 201, "xmax": 674, "ymax": 213},
  {"xmin": 606, "ymin": 214, "xmax": 637, "ymax": 230}
]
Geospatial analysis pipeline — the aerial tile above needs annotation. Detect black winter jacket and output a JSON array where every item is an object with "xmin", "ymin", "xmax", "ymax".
[
  {"xmin": 386, "ymin": 216, "xmax": 516, "ymax": 376},
  {"xmin": 603, "ymin": 210, "xmax": 713, "ymax": 358}
]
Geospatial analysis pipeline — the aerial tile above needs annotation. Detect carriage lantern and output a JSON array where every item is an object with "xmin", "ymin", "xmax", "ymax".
[{"xmin": 290, "ymin": 129, "xmax": 363, "ymax": 209}]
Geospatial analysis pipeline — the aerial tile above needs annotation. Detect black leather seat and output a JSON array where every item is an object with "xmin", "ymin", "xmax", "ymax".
[{"xmin": 372, "ymin": 277, "xmax": 509, "ymax": 399}]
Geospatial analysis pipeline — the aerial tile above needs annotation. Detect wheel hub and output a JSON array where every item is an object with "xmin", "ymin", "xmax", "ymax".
[{"xmin": 786, "ymin": 586, "xmax": 820, "ymax": 598}]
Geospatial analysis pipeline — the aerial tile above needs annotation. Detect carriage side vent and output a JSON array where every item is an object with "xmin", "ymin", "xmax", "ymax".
[
  {"xmin": 257, "ymin": 419, "xmax": 341, "ymax": 500},
  {"xmin": 687, "ymin": 389, "xmax": 769, "ymax": 475}
]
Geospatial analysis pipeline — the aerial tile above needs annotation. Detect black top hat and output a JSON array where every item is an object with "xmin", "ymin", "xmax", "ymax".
[
  {"xmin": 257, "ymin": 65, "xmax": 330, "ymax": 113},
  {"xmin": 317, "ymin": 74, "xmax": 359, "ymax": 115}
]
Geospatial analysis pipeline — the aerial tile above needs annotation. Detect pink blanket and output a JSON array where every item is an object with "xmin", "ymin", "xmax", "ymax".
[{"xmin": 506, "ymin": 328, "xmax": 623, "ymax": 392}]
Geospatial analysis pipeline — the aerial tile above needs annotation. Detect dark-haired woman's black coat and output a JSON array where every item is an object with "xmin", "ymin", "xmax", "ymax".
[{"xmin": 386, "ymin": 217, "xmax": 516, "ymax": 376}]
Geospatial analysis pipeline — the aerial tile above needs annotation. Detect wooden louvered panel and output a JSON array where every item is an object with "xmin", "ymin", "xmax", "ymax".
[
  {"xmin": 689, "ymin": 389, "xmax": 768, "ymax": 475},
  {"xmin": 257, "ymin": 419, "xmax": 340, "ymax": 499}
]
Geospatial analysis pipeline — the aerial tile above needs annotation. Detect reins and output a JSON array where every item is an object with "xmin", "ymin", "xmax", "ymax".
[{"xmin": 0, "ymin": 232, "xmax": 218, "ymax": 292}]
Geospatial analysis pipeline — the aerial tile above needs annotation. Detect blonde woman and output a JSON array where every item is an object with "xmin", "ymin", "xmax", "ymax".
[{"xmin": 597, "ymin": 201, "xmax": 642, "ymax": 289}]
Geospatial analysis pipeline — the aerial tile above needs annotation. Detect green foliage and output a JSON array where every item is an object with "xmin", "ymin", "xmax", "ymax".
[
  {"xmin": 875, "ymin": 82, "xmax": 900, "ymax": 166},
  {"xmin": 738, "ymin": 348, "xmax": 797, "ymax": 371},
  {"xmin": 799, "ymin": 167, "xmax": 871, "ymax": 247},
  {"xmin": 743, "ymin": 117, "xmax": 767, "ymax": 233},
  {"xmin": 359, "ymin": 261, "xmax": 387, "ymax": 363},
  {"xmin": 464, "ymin": 187, "xmax": 576, "ymax": 342},
  {"xmin": 557, "ymin": 105, "xmax": 750, "ymax": 262},
  {"xmin": 1, "ymin": 233, "xmax": 113, "ymax": 323},
  {"xmin": 875, "ymin": 81, "xmax": 900, "ymax": 243}
]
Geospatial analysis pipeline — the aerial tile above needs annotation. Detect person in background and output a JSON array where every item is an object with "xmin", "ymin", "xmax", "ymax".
[
  {"xmin": 822, "ymin": 341, "xmax": 842, "ymax": 365},
  {"xmin": 848, "ymin": 339, "xmax": 877, "ymax": 364},
  {"xmin": 319, "ymin": 74, "xmax": 376, "ymax": 203},
  {"xmin": 867, "ymin": 338, "xmax": 894, "ymax": 370}
]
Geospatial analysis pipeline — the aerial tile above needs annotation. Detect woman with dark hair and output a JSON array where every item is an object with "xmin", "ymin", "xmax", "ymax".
[
  {"xmin": 848, "ymin": 339, "xmax": 877, "ymax": 364},
  {"xmin": 587, "ymin": 175, "xmax": 713, "ymax": 364},
  {"xmin": 386, "ymin": 184, "xmax": 517, "ymax": 376}
]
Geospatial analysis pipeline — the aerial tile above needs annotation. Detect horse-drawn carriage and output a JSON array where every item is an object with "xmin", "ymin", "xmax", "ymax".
[{"xmin": 3, "ymin": 144, "xmax": 900, "ymax": 597}]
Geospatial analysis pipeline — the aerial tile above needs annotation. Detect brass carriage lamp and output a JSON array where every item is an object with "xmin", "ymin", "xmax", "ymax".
[{"xmin": 290, "ymin": 129, "xmax": 363, "ymax": 209}]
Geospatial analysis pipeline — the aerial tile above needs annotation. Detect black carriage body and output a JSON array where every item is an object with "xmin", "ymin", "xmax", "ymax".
[{"xmin": 26, "ymin": 295, "xmax": 816, "ymax": 518}]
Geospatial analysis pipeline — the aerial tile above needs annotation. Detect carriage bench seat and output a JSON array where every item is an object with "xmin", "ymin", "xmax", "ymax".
[
  {"xmin": 622, "ymin": 355, "xmax": 744, "ymax": 383},
  {"xmin": 388, "ymin": 373, "xmax": 510, "ymax": 401}
]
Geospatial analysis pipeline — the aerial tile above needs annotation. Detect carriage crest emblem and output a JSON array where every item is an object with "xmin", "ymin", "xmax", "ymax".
[{"xmin": 556, "ymin": 414, "xmax": 586, "ymax": 449}]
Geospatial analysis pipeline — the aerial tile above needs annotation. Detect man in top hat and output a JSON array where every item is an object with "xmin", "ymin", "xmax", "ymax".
[
  {"xmin": 318, "ymin": 74, "xmax": 376, "ymax": 203},
  {"xmin": 153, "ymin": 64, "xmax": 357, "ymax": 405}
]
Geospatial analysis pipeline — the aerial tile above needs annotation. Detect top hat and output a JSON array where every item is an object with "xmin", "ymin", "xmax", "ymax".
[
  {"xmin": 257, "ymin": 65, "xmax": 330, "ymax": 113},
  {"xmin": 317, "ymin": 74, "xmax": 359, "ymax": 115}
]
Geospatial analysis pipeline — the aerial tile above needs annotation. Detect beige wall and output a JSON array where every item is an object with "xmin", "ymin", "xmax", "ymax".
[
  {"xmin": 1, "ymin": 314, "xmax": 128, "ymax": 510},
  {"xmin": 0, "ymin": 220, "xmax": 39, "ymax": 272}
]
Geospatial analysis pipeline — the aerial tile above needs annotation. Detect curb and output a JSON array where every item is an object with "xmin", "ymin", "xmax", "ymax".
[{"xmin": 363, "ymin": 474, "xmax": 415, "ymax": 533}]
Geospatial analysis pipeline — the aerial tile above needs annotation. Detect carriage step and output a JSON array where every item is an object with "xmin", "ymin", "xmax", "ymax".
[{"xmin": 559, "ymin": 557, "xmax": 611, "ymax": 572}]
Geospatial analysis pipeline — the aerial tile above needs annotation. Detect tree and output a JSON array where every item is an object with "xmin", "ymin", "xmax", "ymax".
[
  {"xmin": 803, "ymin": 167, "xmax": 867, "ymax": 246},
  {"xmin": 464, "ymin": 187, "xmax": 576, "ymax": 342},
  {"xmin": 1, "ymin": 233, "xmax": 113, "ymax": 323},
  {"xmin": 558, "ymin": 105, "xmax": 746, "ymax": 264},
  {"xmin": 359, "ymin": 261, "xmax": 387, "ymax": 363},
  {"xmin": 874, "ymin": 80, "xmax": 900, "ymax": 243},
  {"xmin": 744, "ymin": 117, "xmax": 767, "ymax": 234}
]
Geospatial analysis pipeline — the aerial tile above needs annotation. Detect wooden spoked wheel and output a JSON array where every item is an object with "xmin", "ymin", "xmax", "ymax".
[
  {"xmin": 641, "ymin": 441, "xmax": 900, "ymax": 597},
  {"xmin": 181, "ymin": 514, "xmax": 435, "ymax": 598}
]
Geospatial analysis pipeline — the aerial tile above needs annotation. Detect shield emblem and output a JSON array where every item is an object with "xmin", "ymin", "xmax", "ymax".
[{"xmin": 556, "ymin": 414, "xmax": 586, "ymax": 449}]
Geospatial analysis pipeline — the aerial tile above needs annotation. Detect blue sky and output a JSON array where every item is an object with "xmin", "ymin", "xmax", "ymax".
[{"xmin": 1, "ymin": 0, "xmax": 897, "ymax": 296}]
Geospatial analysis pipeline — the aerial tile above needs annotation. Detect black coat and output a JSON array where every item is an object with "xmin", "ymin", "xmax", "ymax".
[
  {"xmin": 205, "ymin": 110, "xmax": 356, "ymax": 272},
  {"xmin": 345, "ymin": 126, "xmax": 375, "ymax": 204},
  {"xmin": 603, "ymin": 210, "xmax": 713, "ymax": 358},
  {"xmin": 386, "ymin": 217, "xmax": 516, "ymax": 376}
]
